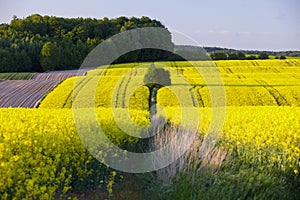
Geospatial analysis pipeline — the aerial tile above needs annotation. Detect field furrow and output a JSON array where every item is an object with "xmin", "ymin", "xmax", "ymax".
[
  {"xmin": 0, "ymin": 80, "xmax": 60, "ymax": 108},
  {"xmin": 0, "ymin": 70, "xmax": 89, "ymax": 108},
  {"xmin": 32, "ymin": 69, "xmax": 87, "ymax": 81}
]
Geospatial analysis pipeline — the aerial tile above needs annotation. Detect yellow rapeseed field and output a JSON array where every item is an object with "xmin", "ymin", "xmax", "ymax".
[{"xmin": 1, "ymin": 60, "xmax": 300, "ymax": 198}]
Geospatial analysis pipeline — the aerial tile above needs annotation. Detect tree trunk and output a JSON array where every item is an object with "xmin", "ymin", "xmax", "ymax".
[{"xmin": 148, "ymin": 86, "xmax": 158, "ymax": 119}]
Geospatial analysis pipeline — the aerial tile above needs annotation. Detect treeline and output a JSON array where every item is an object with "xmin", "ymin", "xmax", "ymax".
[
  {"xmin": 114, "ymin": 47, "xmax": 210, "ymax": 63},
  {"xmin": 0, "ymin": 14, "xmax": 166, "ymax": 72},
  {"xmin": 210, "ymin": 52, "xmax": 289, "ymax": 60},
  {"xmin": 173, "ymin": 45, "xmax": 290, "ymax": 61},
  {"xmin": 210, "ymin": 52, "xmax": 274, "ymax": 60},
  {"xmin": 205, "ymin": 47, "xmax": 300, "ymax": 58}
]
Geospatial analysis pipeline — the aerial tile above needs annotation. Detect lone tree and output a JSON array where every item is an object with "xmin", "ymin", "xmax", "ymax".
[{"xmin": 144, "ymin": 63, "xmax": 171, "ymax": 117}]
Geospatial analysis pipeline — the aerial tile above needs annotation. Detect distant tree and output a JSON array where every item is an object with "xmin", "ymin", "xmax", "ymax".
[
  {"xmin": 73, "ymin": 40, "xmax": 90, "ymax": 67},
  {"xmin": 227, "ymin": 52, "xmax": 245, "ymax": 60},
  {"xmin": 144, "ymin": 65, "xmax": 171, "ymax": 89},
  {"xmin": 41, "ymin": 42, "xmax": 59, "ymax": 71},
  {"xmin": 275, "ymin": 56, "xmax": 279, "ymax": 59},
  {"xmin": 144, "ymin": 64, "xmax": 171, "ymax": 116},
  {"xmin": 280, "ymin": 55, "xmax": 286, "ymax": 60},
  {"xmin": 14, "ymin": 50, "xmax": 32, "ymax": 71},
  {"xmin": 120, "ymin": 26, "xmax": 127, "ymax": 32},
  {"xmin": 247, "ymin": 55, "xmax": 257, "ymax": 60},
  {"xmin": 174, "ymin": 46, "xmax": 209, "ymax": 60},
  {"xmin": 228, "ymin": 53, "xmax": 239, "ymax": 60},
  {"xmin": 258, "ymin": 52, "xmax": 269, "ymax": 59},
  {"xmin": 210, "ymin": 52, "xmax": 228, "ymax": 60},
  {"xmin": 71, "ymin": 25, "xmax": 89, "ymax": 41},
  {"xmin": 237, "ymin": 52, "xmax": 246, "ymax": 60},
  {"xmin": 0, "ymin": 48, "xmax": 13, "ymax": 72}
]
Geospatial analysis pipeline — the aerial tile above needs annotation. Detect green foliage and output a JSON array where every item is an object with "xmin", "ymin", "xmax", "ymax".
[
  {"xmin": 237, "ymin": 51, "xmax": 246, "ymax": 59},
  {"xmin": 211, "ymin": 51, "xmax": 266, "ymax": 60},
  {"xmin": 113, "ymin": 49, "xmax": 177, "ymax": 64},
  {"xmin": 280, "ymin": 55, "xmax": 287, "ymax": 60},
  {"xmin": 228, "ymin": 52, "xmax": 246, "ymax": 60},
  {"xmin": 204, "ymin": 46, "xmax": 299, "ymax": 58},
  {"xmin": 258, "ymin": 52, "xmax": 269, "ymax": 59},
  {"xmin": 143, "ymin": 65, "xmax": 171, "ymax": 89},
  {"xmin": 174, "ymin": 45, "xmax": 210, "ymax": 61},
  {"xmin": 247, "ymin": 55, "xmax": 257, "ymax": 60},
  {"xmin": 0, "ymin": 14, "xmax": 167, "ymax": 72},
  {"xmin": 150, "ymin": 167, "xmax": 294, "ymax": 200},
  {"xmin": 41, "ymin": 42, "xmax": 59, "ymax": 71},
  {"xmin": 0, "ymin": 48, "xmax": 31, "ymax": 72},
  {"xmin": 210, "ymin": 52, "xmax": 228, "ymax": 60}
]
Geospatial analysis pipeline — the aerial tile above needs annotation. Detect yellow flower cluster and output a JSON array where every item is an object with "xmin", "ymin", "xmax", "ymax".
[
  {"xmin": 156, "ymin": 59, "xmax": 300, "ymax": 107},
  {"xmin": 0, "ymin": 108, "xmax": 149, "ymax": 199},
  {"xmin": 159, "ymin": 106, "xmax": 300, "ymax": 177},
  {"xmin": 40, "ymin": 65, "xmax": 150, "ymax": 110},
  {"xmin": 39, "ymin": 77, "xmax": 76, "ymax": 108}
]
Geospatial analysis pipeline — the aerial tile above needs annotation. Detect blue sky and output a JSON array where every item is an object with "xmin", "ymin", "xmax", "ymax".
[{"xmin": 0, "ymin": 0, "xmax": 299, "ymax": 51}]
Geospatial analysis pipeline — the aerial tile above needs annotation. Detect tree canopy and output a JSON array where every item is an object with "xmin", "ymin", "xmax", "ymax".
[
  {"xmin": 143, "ymin": 65, "xmax": 171, "ymax": 90},
  {"xmin": 0, "ymin": 14, "xmax": 167, "ymax": 72}
]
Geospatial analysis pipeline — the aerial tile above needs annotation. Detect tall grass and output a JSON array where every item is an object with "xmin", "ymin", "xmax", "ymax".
[
  {"xmin": 148, "ymin": 115, "xmax": 227, "ymax": 186},
  {"xmin": 140, "ymin": 115, "xmax": 297, "ymax": 200}
]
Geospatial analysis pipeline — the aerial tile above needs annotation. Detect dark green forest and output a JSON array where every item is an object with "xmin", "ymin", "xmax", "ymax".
[{"xmin": 0, "ymin": 14, "xmax": 167, "ymax": 72}]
